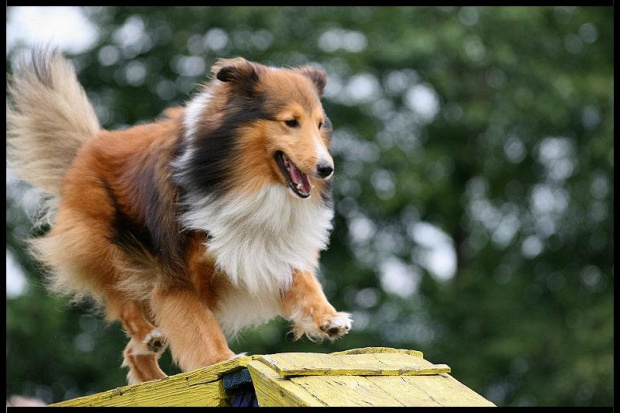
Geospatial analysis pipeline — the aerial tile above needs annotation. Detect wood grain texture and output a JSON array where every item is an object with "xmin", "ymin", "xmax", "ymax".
[
  {"xmin": 290, "ymin": 375, "xmax": 407, "ymax": 406},
  {"xmin": 257, "ymin": 351, "xmax": 450, "ymax": 377},
  {"xmin": 246, "ymin": 360, "xmax": 324, "ymax": 407},
  {"xmin": 331, "ymin": 346, "xmax": 424, "ymax": 358},
  {"xmin": 49, "ymin": 348, "xmax": 495, "ymax": 407},
  {"xmin": 50, "ymin": 355, "xmax": 256, "ymax": 407},
  {"xmin": 363, "ymin": 374, "xmax": 495, "ymax": 407}
]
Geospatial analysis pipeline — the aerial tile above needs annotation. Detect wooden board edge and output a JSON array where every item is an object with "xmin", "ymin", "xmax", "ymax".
[
  {"xmin": 330, "ymin": 347, "xmax": 424, "ymax": 358},
  {"xmin": 272, "ymin": 364, "xmax": 452, "ymax": 377},
  {"xmin": 246, "ymin": 360, "xmax": 325, "ymax": 407},
  {"xmin": 50, "ymin": 355, "xmax": 257, "ymax": 407}
]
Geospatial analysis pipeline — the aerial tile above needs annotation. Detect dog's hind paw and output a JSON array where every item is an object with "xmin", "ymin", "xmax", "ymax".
[{"xmin": 143, "ymin": 329, "xmax": 166, "ymax": 354}]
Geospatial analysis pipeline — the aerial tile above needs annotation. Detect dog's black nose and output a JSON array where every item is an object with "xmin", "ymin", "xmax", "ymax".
[{"xmin": 316, "ymin": 163, "xmax": 334, "ymax": 179}]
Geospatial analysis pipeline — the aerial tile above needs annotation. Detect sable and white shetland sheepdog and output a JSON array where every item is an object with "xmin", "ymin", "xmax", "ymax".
[{"xmin": 7, "ymin": 48, "xmax": 351, "ymax": 384}]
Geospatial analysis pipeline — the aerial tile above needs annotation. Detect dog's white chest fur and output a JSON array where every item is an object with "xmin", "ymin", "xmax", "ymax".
[
  {"xmin": 181, "ymin": 184, "xmax": 334, "ymax": 334},
  {"xmin": 213, "ymin": 288, "xmax": 282, "ymax": 337}
]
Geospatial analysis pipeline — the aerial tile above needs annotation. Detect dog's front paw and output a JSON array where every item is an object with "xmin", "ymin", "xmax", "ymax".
[
  {"xmin": 319, "ymin": 312, "xmax": 352, "ymax": 340},
  {"xmin": 289, "ymin": 309, "xmax": 353, "ymax": 342}
]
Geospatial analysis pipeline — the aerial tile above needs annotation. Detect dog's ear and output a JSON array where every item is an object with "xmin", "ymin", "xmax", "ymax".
[
  {"xmin": 212, "ymin": 57, "xmax": 263, "ymax": 93},
  {"xmin": 296, "ymin": 66, "xmax": 327, "ymax": 97}
]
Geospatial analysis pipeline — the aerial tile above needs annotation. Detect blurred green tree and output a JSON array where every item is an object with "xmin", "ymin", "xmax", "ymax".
[{"xmin": 6, "ymin": 6, "xmax": 613, "ymax": 406}]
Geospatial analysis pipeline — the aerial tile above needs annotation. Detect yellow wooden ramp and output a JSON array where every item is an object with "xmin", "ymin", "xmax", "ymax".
[{"xmin": 50, "ymin": 347, "xmax": 495, "ymax": 407}]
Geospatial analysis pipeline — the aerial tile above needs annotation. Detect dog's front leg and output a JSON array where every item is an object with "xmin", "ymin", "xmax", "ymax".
[
  {"xmin": 280, "ymin": 269, "xmax": 352, "ymax": 341},
  {"xmin": 151, "ymin": 283, "xmax": 235, "ymax": 372}
]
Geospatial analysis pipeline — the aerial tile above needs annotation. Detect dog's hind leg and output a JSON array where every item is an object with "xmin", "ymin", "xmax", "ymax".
[
  {"xmin": 122, "ymin": 338, "xmax": 167, "ymax": 385},
  {"xmin": 150, "ymin": 283, "xmax": 236, "ymax": 372},
  {"xmin": 106, "ymin": 293, "xmax": 168, "ymax": 384}
]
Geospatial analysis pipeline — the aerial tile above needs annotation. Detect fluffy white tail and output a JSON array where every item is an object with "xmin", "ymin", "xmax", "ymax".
[{"xmin": 7, "ymin": 47, "xmax": 100, "ymax": 224}]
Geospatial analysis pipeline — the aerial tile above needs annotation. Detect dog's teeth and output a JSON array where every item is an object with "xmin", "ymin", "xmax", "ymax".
[{"xmin": 296, "ymin": 183, "xmax": 302, "ymax": 190}]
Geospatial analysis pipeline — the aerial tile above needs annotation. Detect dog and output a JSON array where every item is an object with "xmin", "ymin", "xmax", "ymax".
[{"xmin": 7, "ymin": 48, "xmax": 352, "ymax": 384}]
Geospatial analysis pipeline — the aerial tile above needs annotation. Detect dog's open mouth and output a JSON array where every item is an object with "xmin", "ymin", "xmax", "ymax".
[{"xmin": 275, "ymin": 151, "xmax": 312, "ymax": 198}]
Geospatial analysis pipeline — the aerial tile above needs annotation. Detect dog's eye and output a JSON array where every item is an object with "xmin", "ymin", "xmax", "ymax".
[
  {"xmin": 284, "ymin": 119, "xmax": 299, "ymax": 128},
  {"xmin": 318, "ymin": 121, "xmax": 324, "ymax": 129}
]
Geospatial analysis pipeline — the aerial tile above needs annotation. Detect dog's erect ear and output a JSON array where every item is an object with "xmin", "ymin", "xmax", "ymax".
[
  {"xmin": 296, "ymin": 66, "xmax": 327, "ymax": 97},
  {"xmin": 212, "ymin": 57, "xmax": 263, "ymax": 93}
]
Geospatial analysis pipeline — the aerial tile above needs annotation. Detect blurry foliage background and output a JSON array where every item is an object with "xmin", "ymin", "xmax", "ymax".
[{"xmin": 5, "ymin": 6, "xmax": 613, "ymax": 406}]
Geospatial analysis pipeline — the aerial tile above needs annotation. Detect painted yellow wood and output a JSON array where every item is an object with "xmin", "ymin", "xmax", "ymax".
[
  {"xmin": 249, "ymin": 349, "xmax": 493, "ymax": 407},
  {"xmin": 49, "ymin": 348, "xmax": 495, "ymax": 407},
  {"xmin": 257, "ymin": 351, "xmax": 450, "ymax": 377},
  {"xmin": 50, "ymin": 355, "xmax": 256, "ymax": 407},
  {"xmin": 246, "ymin": 360, "xmax": 325, "ymax": 407},
  {"xmin": 397, "ymin": 374, "xmax": 495, "ymax": 407},
  {"xmin": 331, "ymin": 346, "xmax": 424, "ymax": 358},
  {"xmin": 290, "ymin": 375, "xmax": 407, "ymax": 406},
  {"xmin": 362, "ymin": 375, "xmax": 447, "ymax": 407},
  {"xmin": 363, "ymin": 374, "xmax": 495, "ymax": 407},
  {"xmin": 51, "ymin": 380, "xmax": 225, "ymax": 407}
]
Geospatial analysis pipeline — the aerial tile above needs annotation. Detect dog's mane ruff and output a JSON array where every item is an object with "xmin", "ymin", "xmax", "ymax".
[{"xmin": 180, "ymin": 184, "xmax": 334, "ymax": 295}]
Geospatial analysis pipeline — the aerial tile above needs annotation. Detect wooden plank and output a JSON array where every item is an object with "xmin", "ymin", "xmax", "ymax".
[
  {"xmin": 51, "ymin": 355, "xmax": 256, "ymax": 407},
  {"xmin": 184, "ymin": 355, "xmax": 258, "ymax": 386},
  {"xmin": 51, "ymin": 378, "xmax": 226, "ymax": 407},
  {"xmin": 331, "ymin": 346, "xmax": 424, "ymax": 358},
  {"xmin": 290, "ymin": 375, "xmax": 407, "ymax": 406},
  {"xmin": 395, "ymin": 374, "xmax": 496, "ymax": 407},
  {"xmin": 363, "ymin": 375, "xmax": 445, "ymax": 406},
  {"xmin": 246, "ymin": 360, "xmax": 325, "ymax": 407},
  {"xmin": 432, "ymin": 373, "xmax": 496, "ymax": 406},
  {"xmin": 258, "ymin": 352, "xmax": 450, "ymax": 377},
  {"xmin": 49, "ymin": 348, "xmax": 495, "ymax": 408}
]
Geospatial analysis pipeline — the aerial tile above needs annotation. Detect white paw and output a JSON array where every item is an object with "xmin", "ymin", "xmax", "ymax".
[
  {"xmin": 143, "ymin": 329, "xmax": 166, "ymax": 353},
  {"xmin": 319, "ymin": 312, "xmax": 353, "ymax": 340}
]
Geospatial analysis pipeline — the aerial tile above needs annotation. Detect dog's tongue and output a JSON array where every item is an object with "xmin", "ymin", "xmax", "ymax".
[{"xmin": 289, "ymin": 162, "xmax": 312, "ymax": 194}]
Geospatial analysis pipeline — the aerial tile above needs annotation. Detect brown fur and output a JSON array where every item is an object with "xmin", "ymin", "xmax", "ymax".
[
  {"xmin": 280, "ymin": 269, "xmax": 339, "ymax": 340},
  {"xmin": 7, "ymin": 50, "xmax": 350, "ymax": 384}
]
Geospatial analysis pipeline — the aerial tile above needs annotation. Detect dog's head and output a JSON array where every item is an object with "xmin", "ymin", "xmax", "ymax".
[{"xmin": 178, "ymin": 57, "xmax": 333, "ymax": 201}]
